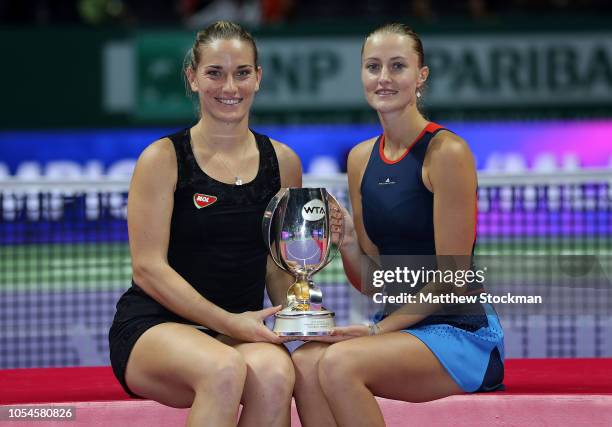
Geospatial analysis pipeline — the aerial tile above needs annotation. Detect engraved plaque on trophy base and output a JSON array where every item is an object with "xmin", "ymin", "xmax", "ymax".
[{"xmin": 273, "ymin": 310, "xmax": 336, "ymax": 336}]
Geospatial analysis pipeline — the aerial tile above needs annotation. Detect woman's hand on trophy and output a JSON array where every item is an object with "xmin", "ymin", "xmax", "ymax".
[
  {"xmin": 226, "ymin": 305, "xmax": 288, "ymax": 344},
  {"xmin": 329, "ymin": 201, "xmax": 352, "ymax": 247},
  {"xmin": 302, "ymin": 324, "xmax": 372, "ymax": 343}
]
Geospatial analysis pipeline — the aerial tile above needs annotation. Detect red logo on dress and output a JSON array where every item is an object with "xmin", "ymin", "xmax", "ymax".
[{"xmin": 193, "ymin": 193, "xmax": 217, "ymax": 209}]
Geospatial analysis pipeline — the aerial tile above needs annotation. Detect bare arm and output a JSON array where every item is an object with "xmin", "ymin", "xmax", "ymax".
[
  {"xmin": 266, "ymin": 140, "xmax": 303, "ymax": 306},
  {"xmin": 271, "ymin": 139, "xmax": 302, "ymax": 189},
  {"xmin": 129, "ymin": 138, "xmax": 280, "ymax": 342},
  {"xmin": 338, "ymin": 139, "xmax": 381, "ymax": 295}
]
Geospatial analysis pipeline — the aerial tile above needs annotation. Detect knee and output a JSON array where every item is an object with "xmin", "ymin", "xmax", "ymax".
[
  {"xmin": 291, "ymin": 344, "xmax": 322, "ymax": 378},
  {"xmin": 318, "ymin": 344, "xmax": 359, "ymax": 392},
  {"xmin": 248, "ymin": 349, "xmax": 295, "ymax": 399},
  {"xmin": 195, "ymin": 348, "xmax": 247, "ymax": 398}
]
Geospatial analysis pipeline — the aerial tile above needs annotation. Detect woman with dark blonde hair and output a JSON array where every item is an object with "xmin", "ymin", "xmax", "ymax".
[{"xmin": 292, "ymin": 23, "xmax": 504, "ymax": 427}]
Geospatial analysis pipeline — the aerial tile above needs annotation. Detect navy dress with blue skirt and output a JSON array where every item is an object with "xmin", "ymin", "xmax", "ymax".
[{"xmin": 361, "ymin": 122, "xmax": 504, "ymax": 392}]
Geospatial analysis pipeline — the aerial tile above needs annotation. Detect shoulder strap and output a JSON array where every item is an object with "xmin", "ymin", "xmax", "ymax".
[
  {"xmin": 411, "ymin": 123, "xmax": 450, "ymax": 162},
  {"xmin": 166, "ymin": 128, "xmax": 191, "ymax": 188},
  {"xmin": 367, "ymin": 135, "xmax": 383, "ymax": 166},
  {"xmin": 251, "ymin": 130, "xmax": 281, "ymax": 190}
]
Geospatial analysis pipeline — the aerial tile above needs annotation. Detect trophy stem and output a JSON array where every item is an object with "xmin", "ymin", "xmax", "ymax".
[{"xmin": 287, "ymin": 275, "xmax": 311, "ymax": 311}]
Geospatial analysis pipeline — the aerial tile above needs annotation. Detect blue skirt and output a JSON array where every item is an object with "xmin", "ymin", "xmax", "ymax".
[{"xmin": 401, "ymin": 303, "xmax": 505, "ymax": 392}]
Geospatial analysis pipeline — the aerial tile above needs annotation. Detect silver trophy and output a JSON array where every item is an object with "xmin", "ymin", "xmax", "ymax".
[{"xmin": 263, "ymin": 188, "xmax": 344, "ymax": 336}]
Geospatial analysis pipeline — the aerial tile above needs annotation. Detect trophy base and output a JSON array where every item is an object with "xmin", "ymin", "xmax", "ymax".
[{"xmin": 273, "ymin": 309, "xmax": 335, "ymax": 336}]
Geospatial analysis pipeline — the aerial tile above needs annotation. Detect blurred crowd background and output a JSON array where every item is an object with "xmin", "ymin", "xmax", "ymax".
[
  {"xmin": 2, "ymin": 0, "xmax": 611, "ymax": 172},
  {"xmin": 2, "ymin": 0, "xmax": 612, "ymax": 26},
  {"xmin": 1, "ymin": 0, "xmax": 609, "ymax": 215}
]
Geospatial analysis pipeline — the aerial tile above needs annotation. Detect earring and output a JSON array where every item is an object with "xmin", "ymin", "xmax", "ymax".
[{"xmin": 416, "ymin": 90, "xmax": 422, "ymax": 99}]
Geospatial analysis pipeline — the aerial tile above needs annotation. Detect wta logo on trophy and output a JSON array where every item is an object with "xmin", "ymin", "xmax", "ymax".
[{"xmin": 302, "ymin": 199, "xmax": 326, "ymax": 221}]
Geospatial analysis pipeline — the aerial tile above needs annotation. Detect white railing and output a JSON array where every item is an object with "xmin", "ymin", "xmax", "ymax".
[{"xmin": 0, "ymin": 168, "xmax": 610, "ymax": 191}]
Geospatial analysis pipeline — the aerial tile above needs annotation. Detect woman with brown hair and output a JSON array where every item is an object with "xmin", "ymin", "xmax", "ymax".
[{"xmin": 108, "ymin": 21, "xmax": 301, "ymax": 427}]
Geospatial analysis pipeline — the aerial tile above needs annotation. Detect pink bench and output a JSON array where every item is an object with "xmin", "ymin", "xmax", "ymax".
[{"xmin": 2, "ymin": 359, "xmax": 611, "ymax": 426}]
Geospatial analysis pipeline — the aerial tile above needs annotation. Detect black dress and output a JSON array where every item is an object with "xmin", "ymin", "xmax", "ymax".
[{"xmin": 108, "ymin": 128, "xmax": 281, "ymax": 396}]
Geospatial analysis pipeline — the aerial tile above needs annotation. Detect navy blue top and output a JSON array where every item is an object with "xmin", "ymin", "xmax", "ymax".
[{"xmin": 361, "ymin": 122, "xmax": 446, "ymax": 256}]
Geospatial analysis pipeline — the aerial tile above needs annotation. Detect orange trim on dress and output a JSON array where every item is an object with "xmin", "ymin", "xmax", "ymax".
[{"xmin": 379, "ymin": 122, "xmax": 444, "ymax": 165}]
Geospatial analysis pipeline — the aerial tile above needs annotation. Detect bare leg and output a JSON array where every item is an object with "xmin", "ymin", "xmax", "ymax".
[
  {"xmin": 291, "ymin": 342, "xmax": 337, "ymax": 427},
  {"xmin": 217, "ymin": 335, "xmax": 295, "ymax": 427},
  {"xmin": 318, "ymin": 332, "xmax": 464, "ymax": 427},
  {"xmin": 125, "ymin": 323, "xmax": 247, "ymax": 427}
]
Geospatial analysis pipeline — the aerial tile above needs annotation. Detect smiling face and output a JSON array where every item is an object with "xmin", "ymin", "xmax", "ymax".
[
  {"xmin": 187, "ymin": 38, "xmax": 261, "ymax": 124},
  {"xmin": 361, "ymin": 32, "xmax": 429, "ymax": 115}
]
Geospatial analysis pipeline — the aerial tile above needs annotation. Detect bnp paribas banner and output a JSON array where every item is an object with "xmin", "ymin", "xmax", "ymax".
[{"xmin": 117, "ymin": 32, "xmax": 612, "ymax": 119}]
